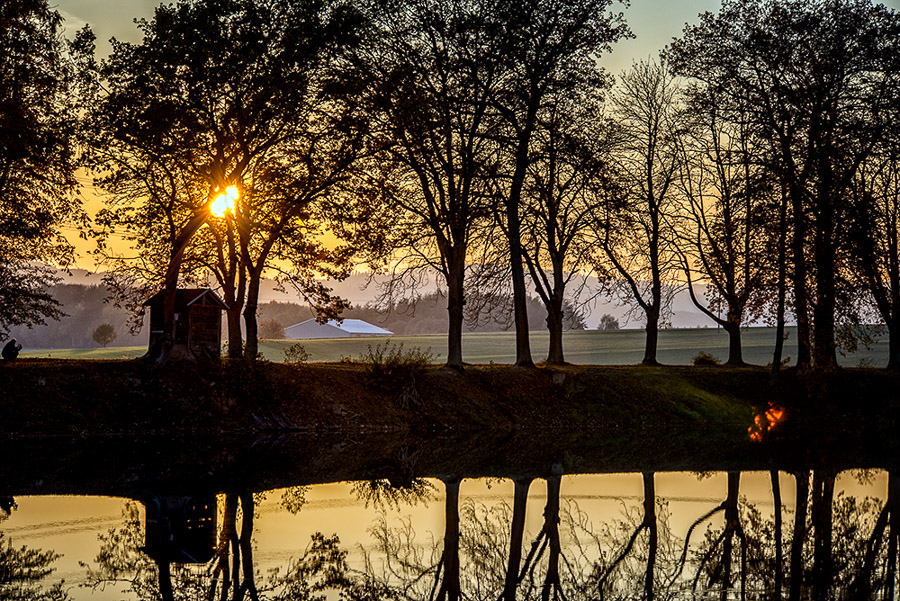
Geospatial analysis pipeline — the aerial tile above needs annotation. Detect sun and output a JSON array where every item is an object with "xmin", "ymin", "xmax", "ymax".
[{"xmin": 210, "ymin": 186, "xmax": 239, "ymax": 217}]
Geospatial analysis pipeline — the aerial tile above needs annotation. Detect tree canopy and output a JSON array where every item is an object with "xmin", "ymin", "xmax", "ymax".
[{"xmin": 0, "ymin": 0, "xmax": 89, "ymax": 340}]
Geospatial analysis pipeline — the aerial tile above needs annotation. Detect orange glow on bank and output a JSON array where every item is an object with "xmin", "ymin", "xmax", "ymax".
[{"xmin": 749, "ymin": 402, "xmax": 786, "ymax": 442}]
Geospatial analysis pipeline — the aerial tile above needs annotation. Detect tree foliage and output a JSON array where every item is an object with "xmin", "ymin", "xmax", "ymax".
[
  {"xmin": 0, "ymin": 532, "xmax": 69, "ymax": 601},
  {"xmin": 0, "ymin": 0, "xmax": 89, "ymax": 340},
  {"xmin": 92, "ymin": 0, "xmax": 368, "ymax": 359},
  {"xmin": 91, "ymin": 322, "xmax": 117, "ymax": 347}
]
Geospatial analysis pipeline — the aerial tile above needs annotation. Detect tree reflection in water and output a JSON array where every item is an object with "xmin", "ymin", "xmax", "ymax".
[
  {"xmin": 0, "ymin": 497, "xmax": 71, "ymax": 600},
  {"xmin": 76, "ymin": 470, "xmax": 900, "ymax": 600}
]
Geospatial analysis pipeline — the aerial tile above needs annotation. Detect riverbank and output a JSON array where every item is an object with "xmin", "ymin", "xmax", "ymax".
[
  {"xmin": 1, "ymin": 359, "xmax": 898, "ymax": 496},
  {"xmin": 0, "ymin": 359, "xmax": 896, "ymax": 441}
]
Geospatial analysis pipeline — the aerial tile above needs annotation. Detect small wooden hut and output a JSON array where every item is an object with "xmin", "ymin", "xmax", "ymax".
[
  {"xmin": 143, "ymin": 289, "xmax": 228, "ymax": 358},
  {"xmin": 142, "ymin": 495, "xmax": 218, "ymax": 563}
]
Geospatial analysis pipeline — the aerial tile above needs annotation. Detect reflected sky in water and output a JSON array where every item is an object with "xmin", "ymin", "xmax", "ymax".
[{"xmin": 1, "ymin": 471, "xmax": 891, "ymax": 599}]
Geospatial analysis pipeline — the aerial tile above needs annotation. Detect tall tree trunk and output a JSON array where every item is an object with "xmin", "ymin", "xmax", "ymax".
[
  {"xmin": 546, "ymin": 292, "xmax": 565, "ymax": 365},
  {"xmin": 219, "ymin": 218, "xmax": 245, "ymax": 359},
  {"xmin": 541, "ymin": 474, "xmax": 562, "ymax": 601},
  {"xmin": 724, "ymin": 318, "xmax": 744, "ymax": 366},
  {"xmin": 506, "ymin": 109, "xmax": 538, "ymax": 369},
  {"xmin": 771, "ymin": 470, "xmax": 783, "ymax": 600},
  {"xmin": 243, "ymin": 269, "xmax": 262, "ymax": 359},
  {"xmin": 643, "ymin": 472, "xmax": 657, "ymax": 601},
  {"xmin": 810, "ymin": 471, "xmax": 835, "ymax": 601},
  {"xmin": 791, "ymin": 187, "xmax": 811, "ymax": 368},
  {"xmin": 509, "ymin": 228, "xmax": 533, "ymax": 367},
  {"xmin": 812, "ymin": 193, "xmax": 837, "ymax": 369},
  {"xmin": 225, "ymin": 263, "xmax": 246, "ymax": 359},
  {"xmin": 504, "ymin": 478, "xmax": 532, "ymax": 601},
  {"xmin": 227, "ymin": 306, "xmax": 244, "ymax": 359},
  {"xmin": 643, "ymin": 305, "xmax": 660, "ymax": 365},
  {"xmin": 446, "ymin": 254, "xmax": 465, "ymax": 370},
  {"xmin": 789, "ymin": 471, "xmax": 809, "ymax": 601},
  {"xmin": 773, "ymin": 184, "xmax": 789, "ymax": 374},
  {"xmin": 439, "ymin": 477, "xmax": 461, "ymax": 601}
]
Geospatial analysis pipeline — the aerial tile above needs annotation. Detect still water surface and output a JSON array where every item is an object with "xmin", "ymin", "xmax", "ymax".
[{"xmin": 1, "ymin": 470, "xmax": 894, "ymax": 599}]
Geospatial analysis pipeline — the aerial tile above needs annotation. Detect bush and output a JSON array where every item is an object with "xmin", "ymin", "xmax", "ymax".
[
  {"xmin": 692, "ymin": 351, "xmax": 721, "ymax": 366},
  {"xmin": 92, "ymin": 323, "xmax": 117, "ymax": 347},
  {"xmin": 363, "ymin": 343, "xmax": 434, "ymax": 409},
  {"xmin": 258, "ymin": 319, "xmax": 285, "ymax": 340},
  {"xmin": 363, "ymin": 342, "xmax": 434, "ymax": 378},
  {"xmin": 283, "ymin": 343, "xmax": 310, "ymax": 365}
]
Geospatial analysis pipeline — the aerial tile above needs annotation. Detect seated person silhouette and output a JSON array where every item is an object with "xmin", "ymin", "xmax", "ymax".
[{"xmin": 2, "ymin": 338, "xmax": 22, "ymax": 361}]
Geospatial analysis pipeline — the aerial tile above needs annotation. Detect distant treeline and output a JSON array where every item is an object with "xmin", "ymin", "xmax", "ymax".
[
  {"xmin": 9, "ymin": 284, "xmax": 141, "ymax": 350},
  {"xmin": 9, "ymin": 285, "xmax": 587, "ymax": 349},
  {"xmin": 259, "ymin": 293, "xmax": 586, "ymax": 337}
]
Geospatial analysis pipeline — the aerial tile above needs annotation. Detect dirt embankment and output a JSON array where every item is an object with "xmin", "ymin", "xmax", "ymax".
[
  {"xmin": 1, "ymin": 360, "xmax": 899, "ymax": 496},
  {"xmin": 0, "ymin": 359, "xmax": 896, "ymax": 440}
]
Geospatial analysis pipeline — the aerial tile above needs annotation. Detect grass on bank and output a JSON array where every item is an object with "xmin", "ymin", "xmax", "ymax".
[{"xmin": 18, "ymin": 326, "xmax": 890, "ymax": 367}]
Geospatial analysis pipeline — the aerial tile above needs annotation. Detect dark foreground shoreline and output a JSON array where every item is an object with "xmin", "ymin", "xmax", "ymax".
[{"xmin": 0, "ymin": 359, "xmax": 898, "ymax": 498}]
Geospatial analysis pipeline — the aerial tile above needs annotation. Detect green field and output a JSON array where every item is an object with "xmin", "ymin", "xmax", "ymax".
[{"xmin": 19, "ymin": 326, "xmax": 891, "ymax": 367}]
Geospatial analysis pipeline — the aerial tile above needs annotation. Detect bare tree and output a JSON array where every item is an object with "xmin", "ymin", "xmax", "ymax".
[
  {"xmin": 668, "ymin": 0, "xmax": 900, "ymax": 368},
  {"xmin": 592, "ymin": 60, "xmax": 683, "ymax": 365},
  {"xmin": 487, "ymin": 0, "xmax": 629, "ymax": 367},
  {"xmin": 675, "ymin": 90, "xmax": 775, "ymax": 365},
  {"xmin": 520, "ymin": 98, "xmax": 617, "ymax": 364},
  {"xmin": 355, "ymin": 0, "xmax": 502, "ymax": 370}
]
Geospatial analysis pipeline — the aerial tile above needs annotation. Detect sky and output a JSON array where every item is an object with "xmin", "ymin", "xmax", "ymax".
[
  {"xmin": 56, "ymin": 0, "xmax": 900, "ymax": 68},
  {"xmin": 55, "ymin": 0, "xmax": 729, "ymax": 69},
  {"xmin": 53, "ymin": 0, "xmax": 900, "ymax": 269}
]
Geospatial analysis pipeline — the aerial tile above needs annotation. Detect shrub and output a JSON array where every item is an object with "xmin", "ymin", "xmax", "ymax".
[
  {"xmin": 363, "ymin": 342, "xmax": 434, "ymax": 378},
  {"xmin": 92, "ymin": 323, "xmax": 117, "ymax": 347},
  {"xmin": 283, "ymin": 343, "xmax": 310, "ymax": 365},
  {"xmin": 692, "ymin": 351, "xmax": 721, "ymax": 366},
  {"xmin": 258, "ymin": 319, "xmax": 285, "ymax": 340},
  {"xmin": 363, "ymin": 343, "xmax": 434, "ymax": 409}
]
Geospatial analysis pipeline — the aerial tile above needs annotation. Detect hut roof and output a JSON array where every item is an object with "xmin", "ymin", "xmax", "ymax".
[{"xmin": 143, "ymin": 288, "xmax": 229, "ymax": 310}]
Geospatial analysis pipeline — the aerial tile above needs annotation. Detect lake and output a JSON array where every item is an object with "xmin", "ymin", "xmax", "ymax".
[{"xmin": 1, "ymin": 432, "xmax": 896, "ymax": 600}]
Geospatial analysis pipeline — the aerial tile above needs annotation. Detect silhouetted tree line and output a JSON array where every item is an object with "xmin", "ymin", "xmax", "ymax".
[{"xmin": 3, "ymin": 0, "xmax": 900, "ymax": 369}]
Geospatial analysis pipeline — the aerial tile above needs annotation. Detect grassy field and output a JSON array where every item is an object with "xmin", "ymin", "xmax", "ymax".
[{"xmin": 19, "ymin": 326, "xmax": 890, "ymax": 367}]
